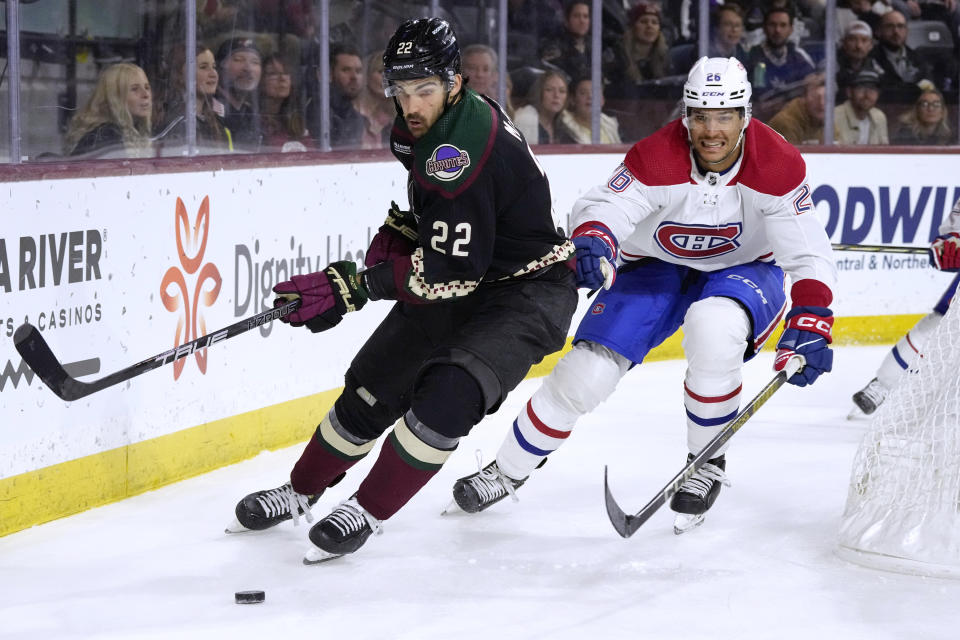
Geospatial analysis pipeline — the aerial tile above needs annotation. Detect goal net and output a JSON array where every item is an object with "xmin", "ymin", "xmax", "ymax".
[{"xmin": 837, "ymin": 297, "xmax": 960, "ymax": 578}]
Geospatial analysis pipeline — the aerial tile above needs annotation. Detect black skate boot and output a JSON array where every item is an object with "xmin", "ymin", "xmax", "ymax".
[
  {"xmin": 670, "ymin": 454, "xmax": 730, "ymax": 534},
  {"xmin": 852, "ymin": 378, "xmax": 889, "ymax": 415},
  {"xmin": 450, "ymin": 459, "xmax": 541, "ymax": 514},
  {"xmin": 304, "ymin": 496, "xmax": 382, "ymax": 564},
  {"xmin": 225, "ymin": 472, "xmax": 345, "ymax": 533}
]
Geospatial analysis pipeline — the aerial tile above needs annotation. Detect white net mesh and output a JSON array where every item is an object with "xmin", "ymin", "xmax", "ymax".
[{"xmin": 838, "ymin": 298, "xmax": 960, "ymax": 578}]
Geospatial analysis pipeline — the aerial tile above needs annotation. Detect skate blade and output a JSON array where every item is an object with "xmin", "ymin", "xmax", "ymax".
[
  {"xmin": 846, "ymin": 406, "xmax": 871, "ymax": 421},
  {"xmin": 673, "ymin": 513, "xmax": 705, "ymax": 535},
  {"xmin": 440, "ymin": 498, "xmax": 464, "ymax": 516},
  {"xmin": 303, "ymin": 546, "xmax": 344, "ymax": 565},
  {"xmin": 224, "ymin": 517, "xmax": 252, "ymax": 534}
]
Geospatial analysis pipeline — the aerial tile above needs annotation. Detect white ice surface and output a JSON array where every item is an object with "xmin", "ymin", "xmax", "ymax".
[{"xmin": 2, "ymin": 345, "xmax": 959, "ymax": 640}]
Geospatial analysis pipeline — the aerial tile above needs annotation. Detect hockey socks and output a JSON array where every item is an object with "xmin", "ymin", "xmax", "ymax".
[
  {"xmin": 290, "ymin": 409, "xmax": 375, "ymax": 495},
  {"xmin": 496, "ymin": 397, "xmax": 572, "ymax": 481},
  {"xmin": 356, "ymin": 411, "xmax": 459, "ymax": 520}
]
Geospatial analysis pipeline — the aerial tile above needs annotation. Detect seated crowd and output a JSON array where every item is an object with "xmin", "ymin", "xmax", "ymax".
[{"xmin": 60, "ymin": 0, "xmax": 959, "ymax": 158}]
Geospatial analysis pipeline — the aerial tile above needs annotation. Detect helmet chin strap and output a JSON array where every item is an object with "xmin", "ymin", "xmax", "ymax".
[{"xmin": 696, "ymin": 125, "xmax": 745, "ymax": 168}]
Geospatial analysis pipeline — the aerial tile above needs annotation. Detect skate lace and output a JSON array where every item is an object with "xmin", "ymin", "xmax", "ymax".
[
  {"xmin": 470, "ymin": 451, "xmax": 520, "ymax": 505},
  {"xmin": 327, "ymin": 499, "xmax": 383, "ymax": 538},
  {"xmin": 256, "ymin": 483, "xmax": 314, "ymax": 526},
  {"xmin": 860, "ymin": 379, "xmax": 888, "ymax": 404},
  {"xmin": 678, "ymin": 463, "xmax": 731, "ymax": 499}
]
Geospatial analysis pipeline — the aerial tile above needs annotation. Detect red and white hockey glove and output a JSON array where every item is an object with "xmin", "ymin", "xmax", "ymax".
[
  {"xmin": 572, "ymin": 221, "xmax": 617, "ymax": 289},
  {"xmin": 774, "ymin": 306, "xmax": 834, "ymax": 387},
  {"xmin": 930, "ymin": 232, "xmax": 960, "ymax": 272}
]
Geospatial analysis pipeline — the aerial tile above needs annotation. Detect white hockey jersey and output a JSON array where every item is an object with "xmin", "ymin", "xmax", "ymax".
[
  {"xmin": 571, "ymin": 119, "xmax": 836, "ymax": 305},
  {"xmin": 940, "ymin": 197, "xmax": 960, "ymax": 236}
]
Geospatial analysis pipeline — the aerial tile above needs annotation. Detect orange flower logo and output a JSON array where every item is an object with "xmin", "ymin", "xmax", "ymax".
[{"xmin": 160, "ymin": 196, "xmax": 223, "ymax": 380}]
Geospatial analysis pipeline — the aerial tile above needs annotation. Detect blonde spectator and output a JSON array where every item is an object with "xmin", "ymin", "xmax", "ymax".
[
  {"xmin": 560, "ymin": 76, "xmax": 622, "ymax": 144},
  {"xmin": 892, "ymin": 87, "xmax": 953, "ymax": 145},
  {"xmin": 513, "ymin": 70, "xmax": 576, "ymax": 144},
  {"xmin": 66, "ymin": 63, "xmax": 153, "ymax": 157},
  {"xmin": 353, "ymin": 51, "xmax": 395, "ymax": 149}
]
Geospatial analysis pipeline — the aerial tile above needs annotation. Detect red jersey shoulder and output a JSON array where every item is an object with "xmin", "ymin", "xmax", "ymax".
[
  {"xmin": 623, "ymin": 119, "xmax": 692, "ymax": 187},
  {"xmin": 734, "ymin": 120, "xmax": 806, "ymax": 197}
]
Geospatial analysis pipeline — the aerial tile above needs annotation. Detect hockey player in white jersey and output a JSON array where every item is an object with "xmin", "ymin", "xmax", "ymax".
[
  {"xmin": 450, "ymin": 57, "xmax": 837, "ymax": 532},
  {"xmin": 851, "ymin": 197, "xmax": 960, "ymax": 415}
]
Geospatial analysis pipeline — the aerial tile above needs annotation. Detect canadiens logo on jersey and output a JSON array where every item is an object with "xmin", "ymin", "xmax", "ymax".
[
  {"xmin": 426, "ymin": 144, "xmax": 471, "ymax": 181},
  {"xmin": 655, "ymin": 221, "xmax": 743, "ymax": 259}
]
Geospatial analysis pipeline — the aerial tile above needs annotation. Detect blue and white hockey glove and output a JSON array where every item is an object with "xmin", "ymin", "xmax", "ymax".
[
  {"xmin": 774, "ymin": 306, "xmax": 834, "ymax": 387},
  {"xmin": 572, "ymin": 221, "xmax": 618, "ymax": 289}
]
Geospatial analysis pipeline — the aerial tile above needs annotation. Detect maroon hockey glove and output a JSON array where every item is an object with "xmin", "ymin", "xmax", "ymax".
[
  {"xmin": 364, "ymin": 201, "xmax": 418, "ymax": 268},
  {"xmin": 273, "ymin": 261, "xmax": 368, "ymax": 333},
  {"xmin": 774, "ymin": 306, "xmax": 834, "ymax": 387},
  {"xmin": 930, "ymin": 233, "xmax": 960, "ymax": 272}
]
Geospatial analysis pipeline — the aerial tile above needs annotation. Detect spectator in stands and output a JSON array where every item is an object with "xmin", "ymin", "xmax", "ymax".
[
  {"xmin": 216, "ymin": 37, "xmax": 263, "ymax": 150},
  {"xmin": 259, "ymin": 54, "xmax": 309, "ymax": 152},
  {"xmin": 66, "ymin": 63, "xmax": 153, "ymax": 157},
  {"xmin": 617, "ymin": 3, "xmax": 670, "ymax": 93},
  {"xmin": 838, "ymin": 0, "xmax": 885, "ymax": 35},
  {"xmin": 892, "ymin": 85, "xmax": 954, "ymax": 144},
  {"xmin": 768, "ymin": 71, "xmax": 830, "ymax": 144},
  {"xmin": 560, "ymin": 76, "xmax": 622, "ymax": 144},
  {"xmin": 154, "ymin": 45, "xmax": 230, "ymax": 153},
  {"xmin": 712, "ymin": 3, "xmax": 749, "ymax": 61},
  {"xmin": 513, "ymin": 69, "xmax": 576, "ymax": 144},
  {"xmin": 746, "ymin": 5, "xmax": 816, "ymax": 91},
  {"xmin": 871, "ymin": 9, "xmax": 933, "ymax": 98},
  {"xmin": 352, "ymin": 51, "xmax": 394, "ymax": 150},
  {"xmin": 837, "ymin": 20, "xmax": 884, "ymax": 91},
  {"xmin": 508, "ymin": 0, "xmax": 565, "ymax": 66},
  {"xmin": 540, "ymin": 1, "xmax": 592, "ymax": 81},
  {"xmin": 308, "ymin": 42, "xmax": 366, "ymax": 150},
  {"xmin": 462, "ymin": 44, "xmax": 500, "ymax": 99},
  {"xmin": 835, "ymin": 69, "xmax": 890, "ymax": 144}
]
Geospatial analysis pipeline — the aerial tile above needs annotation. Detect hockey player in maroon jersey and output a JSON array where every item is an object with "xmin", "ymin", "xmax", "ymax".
[
  {"xmin": 452, "ymin": 57, "xmax": 838, "ymax": 533},
  {"xmin": 223, "ymin": 17, "xmax": 577, "ymax": 562}
]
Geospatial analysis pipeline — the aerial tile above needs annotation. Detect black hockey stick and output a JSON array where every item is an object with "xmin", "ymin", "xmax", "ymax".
[
  {"xmin": 604, "ymin": 355, "xmax": 805, "ymax": 538},
  {"xmin": 832, "ymin": 243, "xmax": 927, "ymax": 254},
  {"xmin": 13, "ymin": 299, "xmax": 301, "ymax": 402}
]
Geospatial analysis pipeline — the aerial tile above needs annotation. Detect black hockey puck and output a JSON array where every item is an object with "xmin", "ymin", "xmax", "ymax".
[{"xmin": 235, "ymin": 590, "xmax": 265, "ymax": 604}]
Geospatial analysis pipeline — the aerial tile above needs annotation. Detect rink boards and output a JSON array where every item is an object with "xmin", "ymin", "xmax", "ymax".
[{"xmin": 1, "ymin": 150, "xmax": 957, "ymax": 536}]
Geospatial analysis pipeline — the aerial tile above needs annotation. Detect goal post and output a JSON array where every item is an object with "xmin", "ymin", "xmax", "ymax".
[{"xmin": 837, "ymin": 296, "xmax": 960, "ymax": 578}]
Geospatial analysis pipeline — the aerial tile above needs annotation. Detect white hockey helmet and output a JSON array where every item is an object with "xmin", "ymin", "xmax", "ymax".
[{"xmin": 682, "ymin": 56, "xmax": 752, "ymax": 128}]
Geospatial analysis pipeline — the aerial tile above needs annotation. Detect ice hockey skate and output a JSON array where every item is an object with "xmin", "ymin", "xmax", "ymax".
[
  {"xmin": 445, "ymin": 458, "xmax": 540, "ymax": 515},
  {"xmin": 303, "ymin": 496, "xmax": 382, "ymax": 564},
  {"xmin": 225, "ymin": 473, "xmax": 345, "ymax": 533},
  {"xmin": 851, "ymin": 378, "xmax": 889, "ymax": 416},
  {"xmin": 670, "ymin": 454, "xmax": 730, "ymax": 535}
]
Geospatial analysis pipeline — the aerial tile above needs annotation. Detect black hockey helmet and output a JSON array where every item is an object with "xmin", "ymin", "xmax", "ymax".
[{"xmin": 382, "ymin": 17, "xmax": 461, "ymax": 96}]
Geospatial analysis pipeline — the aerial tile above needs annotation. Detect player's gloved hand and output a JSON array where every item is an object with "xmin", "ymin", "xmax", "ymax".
[
  {"xmin": 364, "ymin": 201, "xmax": 418, "ymax": 268},
  {"xmin": 929, "ymin": 232, "xmax": 960, "ymax": 272},
  {"xmin": 572, "ymin": 222, "xmax": 617, "ymax": 289},
  {"xmin": 273, "ymin": 261, "xmax": 368, "ymax": 333},
  {"xmin": 774, "ymin": 306, "xmax": 834, "ymax": 387}
]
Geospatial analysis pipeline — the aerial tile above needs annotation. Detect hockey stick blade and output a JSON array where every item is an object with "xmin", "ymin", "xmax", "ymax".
[
  {"xmin": 831, "ymin": 243, "xmax": 926, "ymax": 254},
  {"xmin": 603, "ymin": 356, "xmax": 804, "ymax": 538},
  {"xmin": 13, "ymin": 299, "xmax": 301, "ymax": 402}
]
